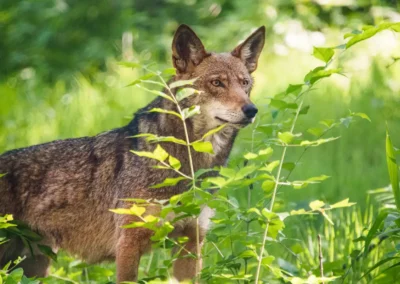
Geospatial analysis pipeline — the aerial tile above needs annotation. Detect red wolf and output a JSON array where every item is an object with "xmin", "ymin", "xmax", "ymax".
[{"xmin": 0, "ymin": 24, "xmax": 265, "ymax": 282}]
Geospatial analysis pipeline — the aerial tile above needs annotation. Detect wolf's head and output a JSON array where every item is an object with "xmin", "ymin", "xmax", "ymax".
[{"xmin": 172, "ymin": 24, "xmax": 265, "ymax": 130}]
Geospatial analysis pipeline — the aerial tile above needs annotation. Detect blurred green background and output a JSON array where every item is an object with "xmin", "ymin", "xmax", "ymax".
[{"xmin": 1, "ymin": 0, "xmax": 400, "ymax": 281}]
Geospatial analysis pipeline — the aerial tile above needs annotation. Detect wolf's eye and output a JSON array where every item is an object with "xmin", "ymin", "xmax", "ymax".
[
  {"xmin": 242, "ymin": 79, "xmax": 250, "ymax": 86},
  {"xmin": 211, "ymin": 79, "xmax": 223, "ymax": 87}
]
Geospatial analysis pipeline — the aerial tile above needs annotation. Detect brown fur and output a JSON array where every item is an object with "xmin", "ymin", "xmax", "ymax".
[{"xmin": 0, "ymin": 24, "xmax": 265, "ymax": 282}]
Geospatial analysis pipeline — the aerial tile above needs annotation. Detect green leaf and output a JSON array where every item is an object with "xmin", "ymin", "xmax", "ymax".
[
  {"xmin": 239, "ymin": 250, "xmax": 258, "ymax": 259},
  {"xmin": 117, "ymin": 61, "xmax": 141, "ymax": 68},
  {"xmin": 282, "ymin": 162, "xmax": 295, "ymax": 171},
  {"xmin": 300, "ymin": 137, "xmax": 340, "ymax": 147},
  {"xmin": 265, "ymin": 160, "xmax": 280, "ymax": 173},
  {"xmin": 162, "ymin": 68, "xmax": 176, "ymax": 76},
  {"xmin": 386, "ymin": 129, "xmax": 400, "ymax": 209},
  {"xmin": 176, "ymin": 88, "xmax": 198, "ymax": 101},
  {"xmin": 126, "ymin": 73, "xmax": 156, "ymax": 86},
  {"xmin": 285, "ymin": 84, "xmax": 303, "ymax": 96},
  {"xmin": 150, "ymin": 177, "xmax": 186, "ymax": 188},
  {"xmin": 290, "ymin": 209, "xmax": 310, "ymax": 215},
  {"xmin": 218, "ymin": 167, "xmax": 236, "ymax": 178},
  {"xmin": 259, "ymin": 147, "xmax": 273, "ymax": 157},
  {"xmin": 202, "ymin": 124, "xmax": 227, "ymax": 140},
  {"xmin": 363, "ymin": 210, "xmax": 388, "ymax": 256},
  {"xmin": 109, "ymin": 208, "xmax": 132, "ymax": 215},
  {"xmin": 262, "ymin": 180, "xmax": 275, "ymax": 194},
  {"xmin": 291, "ymin": 175, "xmax": 330, "ymax": 189},
  {"xmin": 304, "ymin": 67, "xmax": 342, "ymax": 84},
  {"xmin": 168, "ymin": 155, "xmax": 181, "ymax": 170},
  {"xmin": 346, "ymin": 22, "xmax": 400, "ymax": 49},
  {"xmin": 148, "ymin": 108, "xmax": 181, "ymax": 119},
  {"xmin": 244, "ymin": 152, "xmax": 258, "ymax": 160},
  {"xmin": 137, "ymin": 85, "xmax": 174, "ymax": 102},
  {"xmin": 312, "ymin": 47, "xmax": 335, "ymax": 63},
  {"xmin": 169, "ymin": 78, "xmax": 197, "ymax": 89},
  {"xmin": 131, "ymin": 144, "xmax": 169, "ymax": 162},
  {"xmin": 351, "ymin": 112, "xmax": 371, "ymax": 122},
  {"xmin": 261, "ymin": 256, "xmax": 275, "ymax": 266},
  {"xmin": 278, "ymin": 132, "xmax": 294, "ymax": 144},
  {"xmin": 307, "ymin": 127, "xmax": 324, "ymax": 137},
  {"xmin": 153, "ymin": 144, "xmax": 169, "ymax": 162},
  {"xmin": 0, "ymin": 173, "xmax": 6, "ymax": 178},
  {"xmin": 244, "ymin": 147, "xmax": 273, "ymax": 160},
  {"xmin": 236, "ymin": 164, "xmax": 258, "ymax": 178},
  {"xmin": 151, "ymin": 221, "xmax": 174, "ymax": 241},
  {"xmin": 320, "ymin": 119, "xmax": 336, "ymax": 128},
  {"xmin": 192, "ymin": 141, "xmax": 214, "ymax": 154},
  {"xmin": 182, "ymin": 105, "xmax": 200, "ymax": 119},
  {"xmin": 299, "ymin": 105, "xmax": 310, "ymax": 115},
  {"xmin": 330, "ymin": 198, "xmax": 356, "ymax": 209},
  {"xmin": 130, "ymin": 150, "xmax": 156, "ymax": 160},
  {"xmin": 37, "ymin": 244, "xmax": 57, "ymax": 262},
  {"xmin": 309, "ymin": 200, "xmax": 325, "ymax": 210},
  {"xmin": 206, "ymin": 176, "xmax": 227, "ymax": 188},
  {"xmin": 344, "ymin": 30, "xmax": 362, "ymax": 39},
  {"xmin": 360, "ymin": 257, "xmax": 400, "ymax": 278},
  {"xmin": 270, "ymin": 99, "xmax": 297, "ymax": 110},
  {"xmin": 147, "ymin": 135, "xmax": 187, "ymax": 145}
]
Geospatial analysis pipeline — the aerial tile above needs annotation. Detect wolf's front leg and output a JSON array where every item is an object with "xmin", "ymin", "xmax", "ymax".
[
  {"xmin": 116, "ymin": 226, "xmax": 152, "ymax": 283},
  {"xmin": 173, "ymin": 224, "xmax": 206, "ymax": 281}
]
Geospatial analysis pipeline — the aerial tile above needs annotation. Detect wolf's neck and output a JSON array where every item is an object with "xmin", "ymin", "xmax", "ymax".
[{"xmin": 126, "ymin": 97, "xmax": 239, "ymax": 169}]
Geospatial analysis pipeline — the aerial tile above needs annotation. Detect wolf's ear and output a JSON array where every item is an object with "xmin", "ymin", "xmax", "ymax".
[
  {"xmin": 232, "ymin": 26, "xmax": 265, "ymax": 73},
  {"xmin": 172, "ymin": 24, "xmax": 208, "ymax": 73}
]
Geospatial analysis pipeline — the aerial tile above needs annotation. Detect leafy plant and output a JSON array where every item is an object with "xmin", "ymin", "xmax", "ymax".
[{"xmin": 110, "ymin": 22, "xmax": 400, "ymax": 283}]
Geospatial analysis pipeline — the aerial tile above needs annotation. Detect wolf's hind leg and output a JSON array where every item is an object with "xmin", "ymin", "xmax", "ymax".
[
  {"xmin": 116, "ymin": 225, "xmax": 153, "ymax": 283},
  {"xmin": 173, "ymin": 225, "xmax": 205, "ymax": 281}
]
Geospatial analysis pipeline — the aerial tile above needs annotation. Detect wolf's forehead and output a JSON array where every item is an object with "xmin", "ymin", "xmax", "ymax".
[{"xmin": 198, "ymin": 53, "xmax": 249, "ymax": 75}]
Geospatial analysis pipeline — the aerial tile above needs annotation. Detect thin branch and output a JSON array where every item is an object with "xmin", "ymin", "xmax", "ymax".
[{"xmin": 254, "ymin": 99, "xmax": 304, "ymax": 283}]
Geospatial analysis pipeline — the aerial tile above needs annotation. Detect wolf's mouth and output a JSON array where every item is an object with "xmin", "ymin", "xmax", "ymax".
[{"xmin": 215, "ymin": 117, "xmax": 251, "ymax": 126}]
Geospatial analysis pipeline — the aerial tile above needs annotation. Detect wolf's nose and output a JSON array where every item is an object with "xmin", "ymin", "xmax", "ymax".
[{"xmin": 242, "ymin": 104, "xmax": 258, "ymax": 119}]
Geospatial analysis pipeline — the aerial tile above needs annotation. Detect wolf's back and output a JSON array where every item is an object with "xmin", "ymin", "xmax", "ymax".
[{"xmin": 0, "ymin": 137, "xmax": 96, "ymax": 215}]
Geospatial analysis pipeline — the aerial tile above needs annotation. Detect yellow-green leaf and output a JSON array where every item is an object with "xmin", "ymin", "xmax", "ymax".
[
  {"xmin": 137, "ymin": 85, "xmax": 174, "ymax": 102},
  {"xmin": 244, "ymin": 152, "xmax": 258, "ymax": 160},
  {"xmin": 182, "ymin": 105, "xmax": 201, "ymax": 120},
  {"xmin": 109, "ymin": 208, "xmax": 132, "ymax": 215},
  {"xmin": 148, "ymin": 108, "xmax": 181, "ymax": 119},
  {"xmin": 278, "ymin": 132, "xmax": 294, "ymax": 144},
  {"xmin": 129, "ymin": 204, "xmax": 146, "ymax": 217},
  {"xmin": 176, "ymin": 88, "xmax": 198, "ymax": 101},
  {"xmin": 153, "ymin": 144, "xmax": 169, "ymax": 162},
  {"xmin": 168, "ymin": 155, "xmax": 181, "ymax": 170},
  {"xmin": 117, "ymin": 61, "xmax": 141, "ymax": 68},
  {"xmin": 169, "ymin": 78, "xmax": 197, "ymax": 89},
  {"xmin": 192, "ymin": 140, "xmax": 214, "ymax": 154},
  {"xmin": 265, "ymin": 160, "xmax": 280, "ymax": 172},
  {"xmin": 309, "ymin": 200, "xmax": 325, "ymax": 211},
  {"xmin": 330, "ymin": 198, "xmax": 356, "ymax": 209},
  {"xmin": 312, "ymin": 47, "xmax": 334, "ymax": 63},
  {"xmin": 126, "ymin": 73, "xmax": 156, "ymax": 86},
  {"xmin": 202, "ymin": 124, "xmax": 227, "ymax": 140},
  {"xmin": 262, "ymin": 180, "xmax": 275, "ymax": 194},
  {"xmin": 150, "ymin": 177, "xmax": 186, "ymax": 188}
]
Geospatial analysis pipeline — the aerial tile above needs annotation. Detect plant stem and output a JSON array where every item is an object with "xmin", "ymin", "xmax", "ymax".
[
  {"xmin": 158, "ymin": 75, "xmax": 195, "ymax": 179},
  {"xmin": 254, "ymin": 99, "xmax": 304, "ymax": 283},
  {"xmin": 157, "ymin": 73, "xmax": 200, "ymax": 283},
  {"xmin": 318, "ymin": 234, "xmax": 324, "ymax": 283}
]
